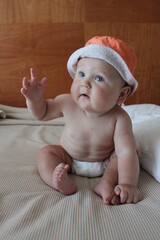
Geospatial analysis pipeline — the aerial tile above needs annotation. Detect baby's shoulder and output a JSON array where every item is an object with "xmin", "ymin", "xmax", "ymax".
[
  {"xmin": 114, "ymin": 105, "xmax": 132, "ymax": 123},
  {"xmin": 55, "ymin": 94, "xmax": 73, "ymax": 105},
  {"xmin": 114, "ymin": 106, "xmax": 133, "ymax": 133},
  {"xmin": 56, "ymin": 93, "xmax": 71, "ymax": 101},
  {"xmin": 56, "ymin": 94, "xmax": 76, "ymax": 111}
]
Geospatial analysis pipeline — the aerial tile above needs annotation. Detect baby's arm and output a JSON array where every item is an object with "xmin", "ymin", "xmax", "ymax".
[
  {"xmin": 21, "ymin": 68, "xmax": 63, "ymax": 120},
  {"xmin": 114, "ymin": 112, "xmax": 141, "ymax": 203}
]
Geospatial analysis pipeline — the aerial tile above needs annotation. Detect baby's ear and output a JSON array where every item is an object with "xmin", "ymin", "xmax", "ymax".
[{"xmin": 116, "ymin": 86, "xmax": 131, "ymax": 104}]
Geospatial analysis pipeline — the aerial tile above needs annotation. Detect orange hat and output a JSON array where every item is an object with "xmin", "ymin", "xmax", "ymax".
[{"xmin": 67, "ymin": 36, "xmax": 138, "ymax": 94}]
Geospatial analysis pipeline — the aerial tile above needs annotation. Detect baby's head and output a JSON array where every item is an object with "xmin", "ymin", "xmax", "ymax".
[{"xmin": 67, "ymin": 36, "xmax": 138, "ymax": 99}]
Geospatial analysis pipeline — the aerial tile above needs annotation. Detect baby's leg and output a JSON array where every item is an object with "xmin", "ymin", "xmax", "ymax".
[
  {"xmin": 37, "ymin": 145, "xmax": 77, "ymax": 195},
  {"xmin": 94, "ymin": 153, "xmax": 119, "ymax": 205}
]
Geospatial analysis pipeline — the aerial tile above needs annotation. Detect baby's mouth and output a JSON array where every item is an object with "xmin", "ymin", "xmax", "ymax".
[{"xmin": 80, "ymin": 94, "xmax": 90, "ymax": 98}]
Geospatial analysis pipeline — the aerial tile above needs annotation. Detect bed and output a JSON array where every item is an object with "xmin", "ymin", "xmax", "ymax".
[{"xmin": 0, "ymin": 103, "xmax": 160, "ymax": 240}]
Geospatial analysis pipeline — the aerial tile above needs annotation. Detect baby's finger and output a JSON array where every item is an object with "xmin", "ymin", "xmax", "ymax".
[
  {"xmin": 126, "ymin": 193, "xmax": 134, "ymax": 204},
  {"xmin": 114, "ymin": 185, "xmax": 121, "ymax": 196},
  {"xmin": 120, "ymin": 190, "xmax": 128, "ymax": 204},
  {"xmin": 30, "ymin": 68, "xmax": 37, "ymax": 86},
  {"xmin": 21, "ymin": 87, "xmax": 27, "ymax": 97},
  {"xmin": 30, "ymin": 68, "xmax": 37, "ymax": 80},
  {"xmin": 22, "ymin": 77, "xmax": 29, "ymax": 89},
  {"xmin": 40, "ymin": 77, "xmax": 47, "ymax": 89}
]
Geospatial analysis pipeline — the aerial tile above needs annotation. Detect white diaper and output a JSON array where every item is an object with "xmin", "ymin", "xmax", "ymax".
[{"xmin": 72, "ymin": 159, "xmax": 108, "ymax": 178}]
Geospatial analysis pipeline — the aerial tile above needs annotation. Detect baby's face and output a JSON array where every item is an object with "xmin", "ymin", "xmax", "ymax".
[{"xmin": 71, "ymin": 58, "xmax": 126, "ymax": 115}]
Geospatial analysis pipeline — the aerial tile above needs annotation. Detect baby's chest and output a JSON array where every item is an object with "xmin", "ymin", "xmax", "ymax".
[{"xmin": 66, "ymin": 121, "xmax": 114, "ymax": 144}]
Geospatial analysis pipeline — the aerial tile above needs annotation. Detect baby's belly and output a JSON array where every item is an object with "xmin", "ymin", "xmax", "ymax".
[{"xmin": 60, "ymin": 136, "xmax": 114, "ymax": 162}]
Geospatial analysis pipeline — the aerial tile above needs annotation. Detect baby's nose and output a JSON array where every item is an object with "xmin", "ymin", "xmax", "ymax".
[{"xmin": 81, "ymin": 78, "xmax": 91, "ymax": 88}]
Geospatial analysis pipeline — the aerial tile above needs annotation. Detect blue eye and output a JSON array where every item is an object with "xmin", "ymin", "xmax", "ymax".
[
  {"xmin": 79, "ymin": 71, "xmax": 85, "ymax": 78},
  {"xmin": 95, "ymin": 75, "xmax": 104, "ymax": 82}
]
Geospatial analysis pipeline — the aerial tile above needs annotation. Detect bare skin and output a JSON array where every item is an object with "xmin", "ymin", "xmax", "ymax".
[
  {"xmin": 94, "ymin": 154, "xmax": 119, "ymax": 205},
  {"xmin": 52, "ymin": 163, "xmax": 77, "ymax": 195},
  {"xmin": 94, "ymin": 179, "xmax": 119, "ymax": 205},
  {"xmin": 21, "ymin": 58, "xmax": 142, "ymax": 204}
]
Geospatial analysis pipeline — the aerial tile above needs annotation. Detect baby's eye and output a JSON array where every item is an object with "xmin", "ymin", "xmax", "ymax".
[
  {"xmin": 95, "ymin": 75, "xmax": 104, "ymax": 82},
  {"xmin": 79, "ymin": 71, "xmax": 85, "ymax": 78}
]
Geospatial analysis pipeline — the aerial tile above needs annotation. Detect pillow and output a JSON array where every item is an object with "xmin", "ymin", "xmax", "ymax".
[
  {"xmin": 0, "ymin": 109, "xmax": 6, "ymax": 119},
  {"xmin": 123, "ymin": 104, "xmax": 160, "ymax": 183}
]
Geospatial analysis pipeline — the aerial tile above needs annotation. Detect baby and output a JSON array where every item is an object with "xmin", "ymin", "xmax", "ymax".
[{"xmin": 21, "ymin": 36, "xmax": 142, "ymax": 205}]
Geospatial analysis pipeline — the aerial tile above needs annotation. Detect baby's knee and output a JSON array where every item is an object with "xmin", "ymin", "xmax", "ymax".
[
  {"xmin": 37, "ymin": 145, "xmax": 72, "ymax": 168},
  {"xmin": 37, "ymin": 145, "xmax": 54, "ymax": 162},
  {"xmin": 37, "ymin": 145, "xmax": 64, "ymax": 160},
  {"xmin": 38, "ymin": 145, "xmax": 50, "ymax": 156},
  {"xmin": 40, "ymin": 144, "xmax": 59, "ymax": 153}
]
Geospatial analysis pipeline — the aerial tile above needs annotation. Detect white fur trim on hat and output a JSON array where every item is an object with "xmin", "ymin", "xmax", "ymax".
[{"xmin": 67, "ymin": 44, "xmax": 138, "ymax": 95}]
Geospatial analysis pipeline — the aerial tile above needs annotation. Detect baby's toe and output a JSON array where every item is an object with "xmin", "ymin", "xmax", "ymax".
[
  {"xmin": 111, "ymin": 195, "xmax": 120, "ymax": 205},
  {"xmin": 103, "ymin": 193, "xmax": 113, "ymax": 205}
]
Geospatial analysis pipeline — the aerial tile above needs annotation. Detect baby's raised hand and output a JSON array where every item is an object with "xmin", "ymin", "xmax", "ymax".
[
  {"xmin": 21, "ymin": 68, "xmax": 47, "ymax": 102},
  {"xmin": 114, "ymin": 184, "xmax": 142, "ymax": 204}
]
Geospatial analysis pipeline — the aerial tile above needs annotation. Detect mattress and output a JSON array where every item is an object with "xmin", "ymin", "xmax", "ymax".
[{"xmin": 0, "ymin": 105, "xmax": 160, "ymax": 240}]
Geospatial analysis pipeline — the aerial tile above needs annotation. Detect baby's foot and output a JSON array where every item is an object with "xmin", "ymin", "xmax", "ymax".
[
  {"xmin": 52, "ymin": 163, "xmax": 77, "ymax": 195},
  {"xmin": 94, "ymin": 179, "xmax": 119, "ymax": 205}
]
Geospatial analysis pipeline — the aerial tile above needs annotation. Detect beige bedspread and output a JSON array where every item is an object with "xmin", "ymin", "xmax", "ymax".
[{"xmin": 0, "ymin": 105, "xmax": 160, "ymax": 240}]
